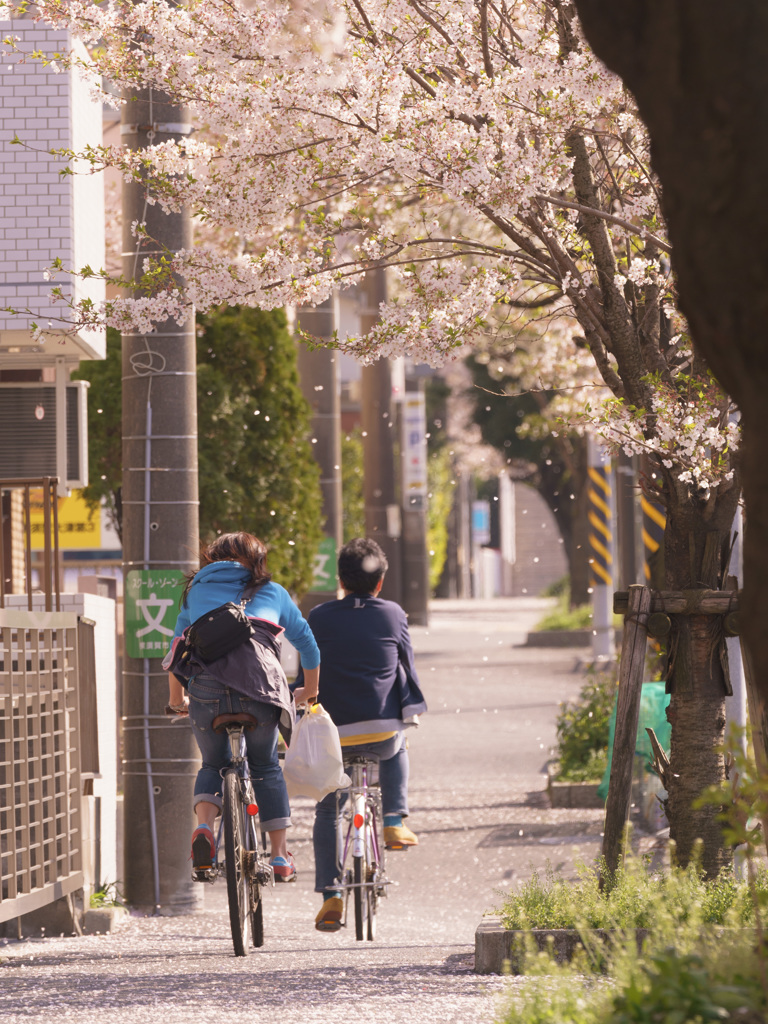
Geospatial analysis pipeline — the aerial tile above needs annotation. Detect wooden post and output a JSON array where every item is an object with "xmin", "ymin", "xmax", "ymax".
[{"xmin": 602, "ymin": 584, "xmax": 652, "ymax": 878}]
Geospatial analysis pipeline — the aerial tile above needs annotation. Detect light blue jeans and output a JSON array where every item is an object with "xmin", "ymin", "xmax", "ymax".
[
  {"xmin": 187, "ymin": 675, "xmax": 291, "ymax": 832},
  {"xmin": 313, "ymin": 731, "xmax": 409, "ymax": 894}
]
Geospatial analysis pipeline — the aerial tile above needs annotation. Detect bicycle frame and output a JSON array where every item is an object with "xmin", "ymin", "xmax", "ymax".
[
  {"xmin": 331, "ymin": 757, "xmax": 392, "ymax": 940},
  {"xmin": 188, "ymin": 722, "xmax": 273, "ymax": 956}
]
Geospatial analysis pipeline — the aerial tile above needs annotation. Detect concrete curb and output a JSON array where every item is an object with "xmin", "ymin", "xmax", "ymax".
[
  {"xmin": 475, "ymin": 918, "xmax": 589, "ymax": 974},
  {"xmin": 546, "ymin": 763, "xmax": 605, "ymax": 809},
  {"xmin": 474, "ymin": 917, "xmax": 647, "ymax": 974},
  {"xmin": 82, "ymin": 906, "xmax": 128, "ymax": 935},
  {"xmin": 524, "ymin": 628, "xmax": 623, "ymax": 648}
]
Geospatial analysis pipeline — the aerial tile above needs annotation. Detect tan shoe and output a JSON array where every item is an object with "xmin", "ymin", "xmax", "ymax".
[
  {"xmin": 384, "ymin": 824, "xmax": 418, "ymax": 849},
  {"xmin": 315, "ymin": 896, "xmax": 344, "ymax": 932}
]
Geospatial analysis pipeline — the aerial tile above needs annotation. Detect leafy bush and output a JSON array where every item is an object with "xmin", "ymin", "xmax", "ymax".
[
  {"xmin": 498, "ymin": 859, "xmax": 768, "ymax": 932},
  {"xmin": 498, "ymin": 858, "xmax": 768, "ymax": 1024},
  {"xmin": 553, "ymin": 671, "xmax": 616, "ymax": 783},
  {"xmin": 610, "ymin": 948, "xmax": 764, "ymax": 1024},
  {"xmin": 498, "ymin": 736, "xmax": 768, "ymax": 1024}
]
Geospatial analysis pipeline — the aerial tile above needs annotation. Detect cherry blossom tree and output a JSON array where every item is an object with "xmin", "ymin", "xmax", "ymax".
[
  {"xmin": 6, "ymin": 0, "xmax": 743, "ymax": 873},
  {"xmin": 571, "ymin": 0, "xmax": 768, "ymax": 827}
]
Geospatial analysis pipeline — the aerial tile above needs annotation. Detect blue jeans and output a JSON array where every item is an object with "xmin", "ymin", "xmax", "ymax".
[
  {"xmin": 313, "ymin": 731, "xmax": 409, "ymax": 894},
  {"xmin": 187, "ymin": 675, "xmax": 291, "ymax": 832}
]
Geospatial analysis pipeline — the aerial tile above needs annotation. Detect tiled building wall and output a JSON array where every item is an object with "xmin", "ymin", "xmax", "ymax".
[{"xmin": 0, "ymin": 20, "xmax": 105, "ymax": 359}]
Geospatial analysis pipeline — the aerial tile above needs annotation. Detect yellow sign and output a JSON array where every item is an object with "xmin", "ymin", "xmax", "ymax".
[{"xmin": 29, "ymin": 489, "xmax": 101, "ymax": 550}]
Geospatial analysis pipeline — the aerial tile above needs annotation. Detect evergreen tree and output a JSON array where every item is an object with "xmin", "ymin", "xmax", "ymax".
[{"xmin": 74, "ymin": 308, "xmax": 324, "ymax": 597}]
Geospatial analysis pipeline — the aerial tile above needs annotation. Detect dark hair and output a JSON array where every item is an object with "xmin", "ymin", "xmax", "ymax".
[
  {"xmin": 182, "ymin": 532, "xmax": 271, "ymax": 603},
  {"xmin": 337, "ymin": 537, "xmax": 388, "ymax": 594}
]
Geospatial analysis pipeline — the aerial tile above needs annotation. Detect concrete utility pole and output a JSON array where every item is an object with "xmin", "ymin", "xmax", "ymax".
[
  {"xmin": 121, "ymin": 87, "xmax": 200, "ymax": 913},
  {"xmin": 400, "ymin": 378, "xmax": 429, "ymax": 625},
  {"xmin": 359, "ymin": 268, "xmax": 402, "ymax": 605},
  {"xmin": 296, "ymin": 297, "xmax": 343, "ymax": 613}
]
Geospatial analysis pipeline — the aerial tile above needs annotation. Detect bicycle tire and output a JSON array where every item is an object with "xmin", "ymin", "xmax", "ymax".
[
  {"xmin": 223, "ymin": 769, "xmax": 250, "ymax": 957},
  {"xmin": 353, "ymin": 853, "xmax": 365, "ymax": 941},
  {"xmin": 251, "ymin": 890, "xmax": 264, "ymax": 947},
  {"xmin": 365, "ymin": 813, "xmax": 378, "ymax": 941}
]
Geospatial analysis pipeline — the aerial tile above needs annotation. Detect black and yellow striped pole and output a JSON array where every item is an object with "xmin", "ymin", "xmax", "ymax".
[
  {"xmin": 641, "ymin": 494, "xmax": 666, "ymax": 589},
  {"xmin": 588, "ymin": 437, "xmax": 615, "ymax": 658}
]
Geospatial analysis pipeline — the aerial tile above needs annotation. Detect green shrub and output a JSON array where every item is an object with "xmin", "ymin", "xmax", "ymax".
[
  {"xmin": 497, "ymin": 858, "xmax": 768, "ymax": 1024},
  {"xmin": 536, "ymin": 600, "xmax": 593, "ymax": 632},
  {"xmin": 498, "ymin": 858, "xmax": 768, "ymax": 933},
  {"xmin": 553, "ymin": 671, "xmax": 616, "ymax": 783},
  {"xmin": 610, "ymin": 948, "xmax": 764, "ymax": 1024}
]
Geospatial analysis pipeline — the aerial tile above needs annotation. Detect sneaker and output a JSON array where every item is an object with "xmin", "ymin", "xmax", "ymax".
[
  {"xmin": 315, "ymin": 896, "xmax": 344, "ymax": 932},
  {"xmin": 191, "ymin": 825, "xmax": 216, "ymax": 873},
  {"xmin": 384, "ymin": 824, "xmax": 418, "ymax": 850},
  {"xmin": 270, "ymin": 853, "xmax": 296, "ymax": 882}
]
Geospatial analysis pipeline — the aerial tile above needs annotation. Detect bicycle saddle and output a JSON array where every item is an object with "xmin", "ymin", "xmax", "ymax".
[
  {"xmin": 212, "ymin": 712, "xmax": 259, "ymax": 732},
  {"xmin": 344, "ymin": 754, "xmax": 375, "ymax": 765}
]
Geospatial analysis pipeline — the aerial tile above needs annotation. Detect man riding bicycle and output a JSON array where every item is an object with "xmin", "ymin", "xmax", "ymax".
[{"xmin": 295, "ymin": 537, "xmax": 427, "ymax": 931}]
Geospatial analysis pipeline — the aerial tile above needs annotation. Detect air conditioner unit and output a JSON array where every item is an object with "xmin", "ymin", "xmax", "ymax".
[{"xmin": 0, "ymin": 381, "xmax": 89, "ymax": 489}]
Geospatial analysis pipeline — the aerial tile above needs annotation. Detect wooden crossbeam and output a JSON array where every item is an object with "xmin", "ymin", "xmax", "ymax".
[{"xmin": 613, "ymin": 589, "xmax": 740, "ymax": 615}]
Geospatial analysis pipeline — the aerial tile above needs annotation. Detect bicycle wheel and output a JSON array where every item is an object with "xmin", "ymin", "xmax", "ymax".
[
  {"xmin": 353, "ymin": 813, "xmax": 379, "ymax": 941},
  {"xmin": 365, "ymin": 818, "xmax": 379, "ymax": 941},
  {"xmin": 223, "ymin": 769, "xmax": 250, "ymax": 956},
  {"xmin": 251, "ymin": 888, "xmax": 264, "ymax": 947},
  {"xmin": 353, "ymin": 852, "xmax": 366, "ymax": 941}
]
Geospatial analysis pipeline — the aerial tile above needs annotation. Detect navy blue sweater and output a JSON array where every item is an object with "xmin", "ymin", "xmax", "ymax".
[{"xmin": 298, "ymin": 593, "xmax": 427, "ymax": 739}]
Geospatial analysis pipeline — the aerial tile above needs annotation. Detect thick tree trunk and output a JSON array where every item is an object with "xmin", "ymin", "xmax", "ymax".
[
  {"xmin": 662, "ymin": 494, "xmax": 739, "ymax": 876},
  {"xmin": 572, "ymin": 0, "xmax": 768, "ymax": 789}
]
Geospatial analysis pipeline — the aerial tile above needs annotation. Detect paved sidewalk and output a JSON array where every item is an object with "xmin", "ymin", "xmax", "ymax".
[{"xmin": 1, "ymin": 598, "xmax": 604, "ymax": 1024}]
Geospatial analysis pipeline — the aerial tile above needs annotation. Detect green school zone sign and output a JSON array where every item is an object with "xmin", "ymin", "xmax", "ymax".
[{"xmin": 125, "ymin": 569, "xmax": 186, "ymax": 659}]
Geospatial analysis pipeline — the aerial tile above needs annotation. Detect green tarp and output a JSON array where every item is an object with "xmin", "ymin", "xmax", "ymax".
[{"xmin": 597, "ymin": 681, "xmax": 671, "ymax": 803}]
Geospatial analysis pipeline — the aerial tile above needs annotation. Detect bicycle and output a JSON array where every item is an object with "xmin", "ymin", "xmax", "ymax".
[
  {"xmin": 330, "ymin": 755, "xmax": 392, "ymax": 941},
  {"xmin": 171, "ymin": 708, "xmax": 275, "ymax": 957}
]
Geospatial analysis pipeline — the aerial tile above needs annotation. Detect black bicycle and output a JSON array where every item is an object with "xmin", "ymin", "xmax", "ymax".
[{"xmin": 180, "ymin": 710, "xmax": 275, "ymax": 956}]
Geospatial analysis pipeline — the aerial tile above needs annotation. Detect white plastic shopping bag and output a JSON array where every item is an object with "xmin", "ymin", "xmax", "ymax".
[{"xmin": 283, "ymin": 703, "xmax": 351, "ymax": 801}]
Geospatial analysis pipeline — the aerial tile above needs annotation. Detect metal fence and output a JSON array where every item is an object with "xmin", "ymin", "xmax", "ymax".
[
  {"xmin": 0, "ymin": 611, "xmax": 83, "ymax": 923},
  {"xmin": 0, "ymin": 477, "xmax": 84, "ymax": 926}
]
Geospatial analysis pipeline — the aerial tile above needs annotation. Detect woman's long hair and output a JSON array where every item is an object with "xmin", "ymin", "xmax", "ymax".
[{"xmin": 181, "ymin": 532, "xmax": 271, "ymax": 603}]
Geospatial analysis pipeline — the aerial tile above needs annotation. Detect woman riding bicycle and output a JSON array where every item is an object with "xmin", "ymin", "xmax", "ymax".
[
  {"xmin": 294, "ymin": 537, "xmax": 427, "ymax": 931},
  {"xmin": 164, "ymin": 532, "xmax": 319, "ymax": 881}
]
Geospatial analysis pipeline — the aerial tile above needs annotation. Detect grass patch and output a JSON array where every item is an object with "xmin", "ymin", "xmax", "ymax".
[
  {"xmin": 496, "ymin": 858, "xmax": 768, "ymax": 1024},
  {"xmin": 536, "ymin": 600, "xmax": 593, "ymax": 632},
  {"xmin": 498, "ymin": 859, "xmax": 767, "ymax": 932}
]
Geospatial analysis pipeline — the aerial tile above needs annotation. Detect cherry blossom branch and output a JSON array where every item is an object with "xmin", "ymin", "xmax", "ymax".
[
  {"xmin": 407, "ymin": 0, "xmax": 471, "ymax": 70},
  {"xmin": 479, "ymin": 0, "xmax": 495, "ymax": 78},
  {"xmin": 533, "ymin": 193, "xmax": 672, "ymax": 253}
]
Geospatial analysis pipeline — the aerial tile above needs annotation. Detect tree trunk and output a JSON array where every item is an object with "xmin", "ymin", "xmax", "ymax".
[
  {"xmin": 571, "ymin": 0, "xmax": 768, "ymax": 789},
  {"xmin": 661, "ymin": 495, "xmax": 739, "ymax": 876}
]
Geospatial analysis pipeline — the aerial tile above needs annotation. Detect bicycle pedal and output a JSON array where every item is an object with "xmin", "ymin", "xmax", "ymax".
[{"xmin": 192, "ymin": 867, "xmax": 215, "ymax": 883}]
